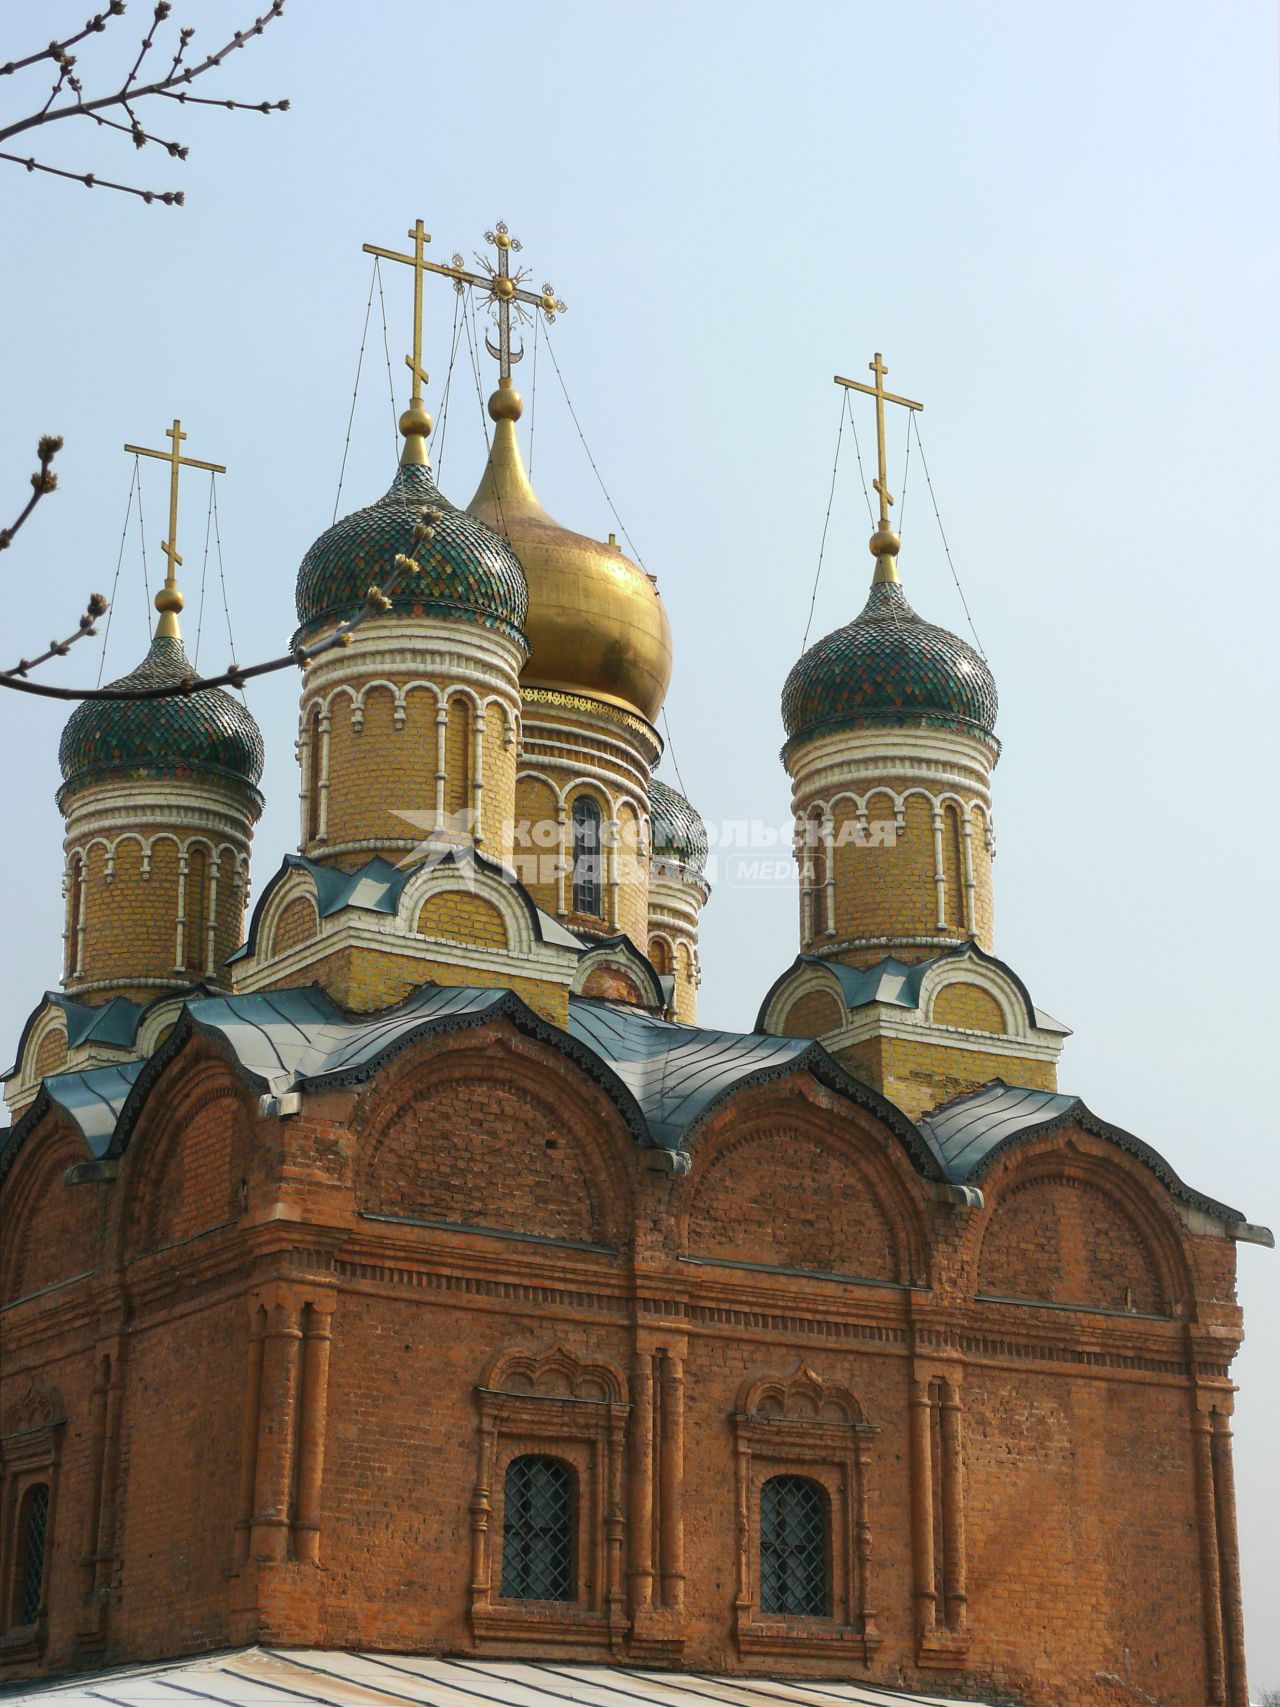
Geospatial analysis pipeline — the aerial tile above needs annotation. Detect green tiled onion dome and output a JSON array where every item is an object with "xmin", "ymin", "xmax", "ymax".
[
  {"xmin": 58, "ymin": 634, "xmax": 264, "ymax": 801},
  {"xmin": 781, "ymin": 579, "xmax": 998, "ymax": 750},
  {"xmin": 294, "ymin": 461, "xmax": 528, "ymax": 644},
  {"xmin": 650, "ymin": 777, "xmax": 709, "ymax": 879}
]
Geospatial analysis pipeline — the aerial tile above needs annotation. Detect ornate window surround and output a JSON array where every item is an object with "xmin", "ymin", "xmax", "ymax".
[
  {"xmin": 731, "ymin": 1362, "xmax": 879, "ymax": 1661},
  {"xmin": 470, "ymin": 1343, "xmax": 628, "ymax": 1652},
  {"xmin": 0, "ymin": 1379, "xmax": 65, "ymax": 1662}
]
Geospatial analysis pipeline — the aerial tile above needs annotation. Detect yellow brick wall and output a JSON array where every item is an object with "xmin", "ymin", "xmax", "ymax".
[
  {"xmin": 802, "ymin": 783, "xmax": 994, "ymax": 964},
  {"xmin": 613, "ymin": 798, "xmax": 648, "ymax": 947},
  {"xmin": 512, "ymin": 773, "xmax": 560, "ymax": 914},
  {"xmin": 779, "ymin": 988, "xmax": 845, "ymax": 1038},
  {"xmin": 272, "ymin": 894, "xmax": 319, "ymax": 956},
  {"xmin": 417, "ymin": 892, "xmax": 508, "ymax": 950},
  {"xmin": 482, "ymin": 708, "xmax": 516, "ymax": 862},
  {"xmin": 933, "ymin": 980, "xmax": 1006, "ymax": 1034},
  {"xmin": 33, "ymin": 1027, "xmax": 68, "ymax": 1079},
  {"xmin": 838, "ymin": 1033, "xmax": 1056, "ymax": 1121},
  {"xmin": 673, "ymin": 940, "xmax": 697, "ymax": 1025},
  {"xmin": 262, "ymin": 945, "xmax": 568, "ymax": 1027},
  {"xmin": 313, "ymin": 675, "xmax": 521, "ymax": 867},
  {"xmin": 64, "ymin": 813, "xmax": 250, "ymax": 999},
  {"xmin": 443, "ymin": 694, "xmax": 471, "ymax": 820}
]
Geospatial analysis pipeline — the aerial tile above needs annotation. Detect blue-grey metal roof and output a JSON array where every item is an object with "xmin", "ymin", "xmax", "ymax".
[
  {"xmin": 568, "ymin": 998, "xmax": 819, "ymax": 1150},
  {"xmin": 233, "ymin": 851, "xmax": 582, "ymax": 963},
  {"xmin": 30, "ymin": 1061, "xmax": 144, "ymax": 1154},
  {"xmin": 0, "ymin": 982, "xmax": 1244, "ymax": 1229},
  {"xmin": 919, "ymin": 1079, "xmax": 1245, "ymax": 1221},
  {"xmin": 755, "ymin": 942, "xmax": 1068, "ymax": 1036}
]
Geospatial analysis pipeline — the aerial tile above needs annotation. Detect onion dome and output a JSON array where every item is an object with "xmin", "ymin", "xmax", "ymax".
[
  {"xmin": 467, "ymin": 378, "xmax": 671, "ymax": 723},
  {"xmin": 650, "ymin": 777, "xmax": 708, "ymax": 878},
  {"xmin": 782, "ymin": 551, "xmax": 998, "ymax": 752},
  {"xmin": 58, "ymin": 633, "xmax": 264, "ymax": 802},
  {"xmin": 295, "ymin": 454, "xmax": 528, "ymax": 646}
]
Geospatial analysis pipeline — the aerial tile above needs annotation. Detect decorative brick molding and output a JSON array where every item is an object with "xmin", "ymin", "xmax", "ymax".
[
  {"xmin": 470, "ymin": 1342, "xmax": 629, "ymax": 1651},
  {"xmin": 730, "ymin": 1362, "xmax": 879, "ymax": 1660}
]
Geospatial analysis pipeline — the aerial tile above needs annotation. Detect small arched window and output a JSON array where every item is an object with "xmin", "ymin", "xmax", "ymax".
[
  {"xmin": 571, "ymin": 796, "xmax": 603, "ymax": 918},
  {"xmin": 305, "ymin": 705, "xmax": 323, "ymax": 845},
  {"xmin": 501, "ymin": 1455, "xmax": 574, "ymax": 1602},
  {"xmin": 649, "ymin": 935, "xmax": 672, "ymax": 977},
  {"xmin": 183, "ymin": 845, "xmax": 209, "ymax": 974},
  {"xmin": 14, "ymin": 1482, "xmax": 50, "ymax": 1626},
  {"xmin": 760, "ymin": 1474, "xmax": 828, "ymax": 1617},
  {"xmin": 66, "ymin": 854, "xmax": 84, "ymax": 980}
]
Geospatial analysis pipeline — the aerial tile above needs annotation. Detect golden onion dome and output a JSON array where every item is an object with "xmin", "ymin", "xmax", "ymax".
[{"xmin": 466, "ymin": 379, "xmax": 672, "ymax": 724}]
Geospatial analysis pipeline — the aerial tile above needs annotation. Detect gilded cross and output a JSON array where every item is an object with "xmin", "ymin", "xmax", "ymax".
[
  {"xmin": 362, "ymin": 218, "xmax": 447, "ymax": 402},
  {"xmin": 834, "ymin": 353, "xmax": 923, "ymax": 532},
  {"xmin": 122, "ymin": 418, "xmax": 226, "ymax": 639},
  {"xmin": 447, "ymin": 221, "xmax": 566, "ymax": 384}
]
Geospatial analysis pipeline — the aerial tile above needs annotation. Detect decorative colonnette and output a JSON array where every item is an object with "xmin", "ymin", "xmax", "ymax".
[
  {"xmin": 515, "ymin": 687, "xmax": 660, "ymax": 946},
  {"xmin": 60, "ymin": 777, "xmax": 255, "ymax": 1001},
  {"xmin": 787, "ymin": 724, "xmax": 996, "ymax": 960},
  {"xmin": 297, "ymin": 619, "xmax": 524, "ymax": 869}
]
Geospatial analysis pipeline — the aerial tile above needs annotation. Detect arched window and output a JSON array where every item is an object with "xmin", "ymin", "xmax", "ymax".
[
  {"xmin": 571, "ymin": 796, "xmax": 603, "ymax": 918},
  {"xmin": 305, "ymin": 705, "xmax": 322, "ymax": 844},
  {"xmin": 183, "ymin": 845, "xmax": 209, "ymax": 974},
  {"xmin": 808, "ymin": 809, "xmax": 828, "ymax": 936},
  {"xmin": 501, "ymin": 1455, "xmax": 574, "ymax": 1602},
  {"xmin": 649, "ymin": 935, "xmax": 672, "ymax": 977},
  {"xmin": 760, "ymin": 1474, "xmax": 828, "ymax": 1616},
  {"xmin": 14, "ymin": 1482, "xmax": 50, "ymax": 1626},
  {"xmin": 66, "ymin": 854, "xmax": 84, "ymax": 980}
]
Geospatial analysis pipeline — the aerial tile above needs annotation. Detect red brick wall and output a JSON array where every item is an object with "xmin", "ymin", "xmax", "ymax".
[
  {"xmin": 978, "ymin": 1170, "xmax": 1166, "ymax": 1314},
  {"xmin": 0, "ymin": 1031, "xmax": 1247, "ymax": 1707},
  {"xmin": 0, "ymin": 1128, "xmax": 98, "ymax": 1304}
]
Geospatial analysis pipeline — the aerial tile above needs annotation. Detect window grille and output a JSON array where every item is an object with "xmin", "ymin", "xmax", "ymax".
[
  {"xmin": 501, "ymin": 1456, "xmax": 573, "ymax": 1602},
  {"xmin": 760, "ymin": 1474, "xmax": 828, "ymax": 1616},
  {"xmin": 18, "ymin": 1483, "xmax": 50, "ymax": 1625},
  {"xmin": 571, "ymin": 797, "xmax": 603, "ymax": 917}
]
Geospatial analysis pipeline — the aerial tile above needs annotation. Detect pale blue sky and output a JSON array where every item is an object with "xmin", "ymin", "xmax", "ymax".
[{"xmin": 3, "ymin": 0, "xmax": 1278, "ymax": 1688}]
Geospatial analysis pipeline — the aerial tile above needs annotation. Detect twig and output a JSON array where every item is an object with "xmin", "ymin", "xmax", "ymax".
[
  {"xmin": 0, "ymin": 2, "xmax": 288, "ymax": 205},
  {"xmin": 0, "ymin": 436, "xmax": 62, "ymax": 553},
  {"xmin": 1, "ymin": 594, "xmax": 109, "ymax": 681},
  {"xmin": 0, "ymin": 508, "xmax": 444, "ymax": 701}
]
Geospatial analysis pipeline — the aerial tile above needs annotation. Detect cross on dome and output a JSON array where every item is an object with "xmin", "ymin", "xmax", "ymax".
[
  {"xmin": 122, "ymin": 418, "xmax": 226, "ymax": 639},
  {"xmin": 834, "ymin": 354, "xmax": 923, "ymax": 583}
]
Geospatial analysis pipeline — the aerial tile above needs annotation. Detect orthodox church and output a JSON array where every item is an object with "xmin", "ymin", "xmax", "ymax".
[{"xmin": 0, "ymin": 224, "xmax": 1269, "ymax": 1707}]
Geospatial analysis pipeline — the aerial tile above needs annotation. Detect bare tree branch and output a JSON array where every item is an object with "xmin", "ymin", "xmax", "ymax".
[
  {"xmin": 1, "ymin": 594, "xmax": 109, "ymax": 681},
  {"xmin": 0, "ymin": 436, "xmax": 63, "ymax": 553},
  {"xmin": 0, "ymin": 511, "xmax": 444, "ymax": 701},
  {"xmin": 1, "ymin": 1, "xmax": 288, "ymax": 205}
]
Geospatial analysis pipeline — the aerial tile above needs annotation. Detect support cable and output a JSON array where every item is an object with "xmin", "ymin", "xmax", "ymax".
[
  {"xmin": 461, "ymin": 292, "xmax": 503, "ymax": 536},
  {"xmin": 374, "ymin": 256, "xmax": 399, "ymax": 462},
  {"xmin": 332, "ymin": 258, "xmax": 379, "ymax": 523},
  {"xmin": 211, "ymin": 475, "xmax": 239, "ymax": 678},
  {"xmin": 194, "ymin": 469, "xmax": 215, "ymax": 668},
  {"xmin": 135, "ymin": 456, "xmax": 153, "ymax": 640},
  {"xmin": 528, "ymin": 313, "xmax": 540, "ymax": 478},
  {"xmin": 541, "ymin": 321, "xmax": 648, "ymax": 573},
  {"xmin": 910, "ymin": 412, "xmax": 987, "ymax": 658},
  {"xmin": 96, "ymin": 460, "xmax": 138, "ymax": 686},
  {"xmin": 431, "ymin": 290, "xmax": 464, "ymax": 483},
  {"xmin": 801, "ymin": 390, "xmax": 848, "ymax": 651}
]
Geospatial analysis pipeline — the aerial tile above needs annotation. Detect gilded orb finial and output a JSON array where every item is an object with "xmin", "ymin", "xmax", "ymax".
[
  {"xmin": 488, "ymin": 375, "xmax": 524, "ymax": 423},
  {"xmin": 398, "ymin": 400, "xmax": 434, "ymax": 467},
  {"xmin": 122, "ymin": 417, "xmax": 227, "ymax": 641}
]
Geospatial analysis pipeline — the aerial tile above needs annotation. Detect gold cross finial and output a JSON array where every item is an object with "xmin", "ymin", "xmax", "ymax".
[
  {"xmin": 442, "ymin": 222, "xmax": 566, "ymax": 419},
  {"xmin": 835, "ymin": 354, "xmax": 924, "ymax": 582},
  {"xmin": 122, "ymin": 418, "xmax": 226, "ymax": 639}
]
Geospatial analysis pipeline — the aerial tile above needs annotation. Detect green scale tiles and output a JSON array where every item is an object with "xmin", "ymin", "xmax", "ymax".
[
  {"xmin": 58, "ymin": 634, "xmax": 265, "ymax": 800},
  {"xmin": 781, "ymin": 578, "xmax": 999, "ymax": 751},
  {"xmin": 294, "ymin": 461, "xmax": 528, "ymax": 645},
  {"xmin": 650, "ymin": 776, "xmax": 709, "ymax": 878}
]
